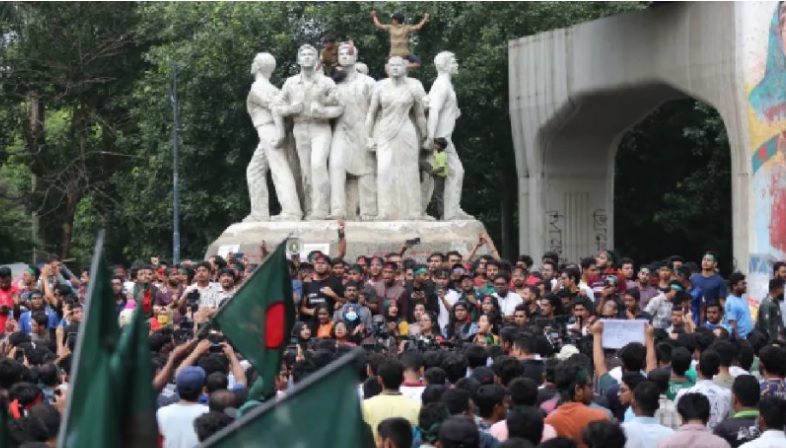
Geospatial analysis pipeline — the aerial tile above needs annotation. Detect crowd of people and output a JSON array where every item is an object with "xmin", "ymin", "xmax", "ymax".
[{"xmin": 1, "ymin": 227, "xmax": 786, "ymax": 448}]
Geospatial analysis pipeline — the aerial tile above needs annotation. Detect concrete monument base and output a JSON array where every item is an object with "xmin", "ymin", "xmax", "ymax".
[{"xmin": 205, "ymin": 219, "xmax": 489, "ymax": 263}]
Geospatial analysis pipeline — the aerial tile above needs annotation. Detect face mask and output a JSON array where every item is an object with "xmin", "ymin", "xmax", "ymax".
[{"xmin": 346, "ymin": 311, "xmax": 358, "ymax": 322}]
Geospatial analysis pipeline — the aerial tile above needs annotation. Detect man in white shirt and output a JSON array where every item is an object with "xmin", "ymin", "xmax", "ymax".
[
  {"xmin": 675, "ymin": 350, "xmax": 731, "ymax": 430},
  {"xmin": 491, "ymin": 274, "xmax": 523, "ymax": 320},
  {"xmin": 738, "ymin": 395, "xmax": 786, "ymax": 448},
  {"xmin": 157, "ymin": 366, "xmax": 210, "ymax": 448},
  {"xmin": 622, "ymin": 381, "xmax": 674, "ymax": 448}
]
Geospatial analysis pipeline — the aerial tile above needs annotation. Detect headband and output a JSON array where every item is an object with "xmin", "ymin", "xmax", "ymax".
[{"xmin": 414, "ymin": 267, "xmax": 428, "ymax": 275}]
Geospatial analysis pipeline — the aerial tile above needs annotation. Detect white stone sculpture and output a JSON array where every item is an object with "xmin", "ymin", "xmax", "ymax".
[
  {"xmin": 328, "ymin": 43, "xmax": 378, "ymax": 220},
  {"xmin": 244, "ymin": 53, "xmax": 303, "ymax": 222},
  {"xmin": 356, "ymin": 62, "xmax": 369, "ymax": 75},
  {"xmin": 366, "ymin": 56, "xmax": 428, "ymax": 220},
  {"xmin": 422, "ymin": 51, "xmax": 474, "ymax": 220},
  {"xmin": 277, "ymin": 44, "xmax": 344, "ymax": 220}
]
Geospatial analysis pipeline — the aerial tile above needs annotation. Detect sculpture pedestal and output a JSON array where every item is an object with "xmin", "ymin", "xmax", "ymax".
[{"xmin": 205, "ymin": 220, "xmax": 490, "ymax": 263}]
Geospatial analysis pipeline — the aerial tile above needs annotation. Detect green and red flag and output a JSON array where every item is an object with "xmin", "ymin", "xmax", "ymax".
[
  {"xmin": 58, "ymin": 230, "xmax": 158, "ymax": 448},
  {"xmin": 200, "ymin": 349, "xmax": 369, "ymax": 448},
  {"xmin": 213, "ymin": 239, "xmax": 295, "ymax": 399}
]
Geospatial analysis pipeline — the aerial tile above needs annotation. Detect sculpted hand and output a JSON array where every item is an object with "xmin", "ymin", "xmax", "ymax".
[
  {"xmin": 422, "ymin": 138, "xmax": 434, "ymax": 150},
  {"xmin": 366, "ymin": 138, "xmax": 376, "ymax": 151},
  {"xmin": 290, "ymin": 103, "xmax": 304, "ymax": 114},
  {"xmin": 423, "ymin": 12, "xmax": 430, "ymax": 20}
]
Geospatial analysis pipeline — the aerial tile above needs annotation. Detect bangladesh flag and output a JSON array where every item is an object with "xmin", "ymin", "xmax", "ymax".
[
  {"xmin": 214, "ymin": 239, "xmax": 295, "ymax": 399},
  {"xmin": 57, "ymin": 230, "xmax": 158, "ymax": 448},
  {"xmin": 200, "ymin": 349, "xmax": 369, "ymax": 447}
]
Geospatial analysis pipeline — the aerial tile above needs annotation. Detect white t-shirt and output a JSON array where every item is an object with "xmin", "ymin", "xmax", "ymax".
[
  {"xmin": 438, "ymin": 289, "xmax": 461, "ymax": 332},
  {"xmin": 493, "ymin": 292, "xmax": 524, "ymax": 317},
  {"xmin": 157, "ymin": 402, "xmax": 209, "ymax": 448},
  {"xmin": 400, "ymin": 385, "xmax": 426, "ymax": 402}
]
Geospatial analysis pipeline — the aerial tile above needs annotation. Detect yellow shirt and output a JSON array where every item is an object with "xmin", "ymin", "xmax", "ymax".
[
  {"xmin": 362, "ymin": 391, "xmax": 421, "ymax": 441},
  {"xmin": 386, "ymin": 24, "xmax": 412, "ymax": 57},
  {"xmin": 433, "ymin": 151, "xmax": 448, "ymax": 177}
]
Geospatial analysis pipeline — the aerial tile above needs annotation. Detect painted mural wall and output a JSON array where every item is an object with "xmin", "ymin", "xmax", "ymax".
[{"xmin": 746, "ymin": 2, "xmax": 786, "ymax": 306}]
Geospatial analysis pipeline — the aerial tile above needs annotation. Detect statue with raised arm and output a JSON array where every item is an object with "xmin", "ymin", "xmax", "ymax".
[
  {"xmin": 328, "ymin": 42, "xmax": 378, "ymax": 220},
  {"xmin": 422, "ymin": 51, "xmax": 473, "ymax": 220},
  {"xmin": 244, "ymin": 52, "xmax": 303, "ymax": 222},
  {"xmin": 366, "ymin": 56, "xmax": 428, "ymax": 220},
  {"xmin": 277, "ymin": 44, "xmax": 344, "ymax": 220}
]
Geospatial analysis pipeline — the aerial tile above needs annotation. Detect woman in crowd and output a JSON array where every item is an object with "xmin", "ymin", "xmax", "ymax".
[
  {"xmin": 315, "ymin": 305, "xmax": 334, "ymax": 339},
  {"xmin": 382, "ymin": 299, "xmax": 409, "ymax": 338},
  {"xmin": 445, "ymin": 302, "xmax": 477, "ymax": 342},
  {"xmin": 473, "ymin": 311, "xmax": 500, "ymax": 346}
]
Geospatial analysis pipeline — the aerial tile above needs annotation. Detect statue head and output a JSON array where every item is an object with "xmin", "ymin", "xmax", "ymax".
[
  {"xmin": 250, "ymin": 52, "xmax": 276, "ymax": 77},
  {"xmin": 297, "ymin": 44, "xmax": 318, "ymax": 69},
  {"xmin": 434, "ymin": 51, "xmax": 458, "ymax": 75},
  {"xmin": 356, "ymin": 62, "xmax": 369, "ymax": 75},
  {"xmin": 338, "ymin": 42, "xmax": 357, "ymax": 67},
  {"xmin": 387, "ymin": 56, "xmax": 407, "ymax": 78}
]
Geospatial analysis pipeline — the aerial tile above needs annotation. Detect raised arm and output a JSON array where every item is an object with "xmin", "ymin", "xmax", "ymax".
[
  {"xmin": 591, "ymin": 320, "xmax": 608, "ymax": 378},
  {"xmin": 410, "ymin": 12, "xmax": 430, "ymax": 32},
  {"xmin": 336, "ymin": 219, "xmax": 346, "ymax": 259},
  {"xmin": 371, "ymin": 10, "xmax": 389, "ymax": 31}
]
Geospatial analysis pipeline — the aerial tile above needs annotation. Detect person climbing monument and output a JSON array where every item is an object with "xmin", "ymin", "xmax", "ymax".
[{"xmin": 371, "ymin": 10, "xmax": 429, "ymax": 70}]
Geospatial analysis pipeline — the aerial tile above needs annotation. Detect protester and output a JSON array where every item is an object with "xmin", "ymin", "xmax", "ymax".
[{"xmin": 6, "ymin": 240, "xmax": 786, "ymax": 448}]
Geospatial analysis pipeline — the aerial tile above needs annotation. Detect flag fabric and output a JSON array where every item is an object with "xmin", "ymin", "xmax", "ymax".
[
  {"xmin": 200, "ymin": 349, "xmax": 369, "ymax": 448},
  {"xmin": 57, "ymin": 230, "xmax": 158, "ymax": 448},
  {"xmin": 0, "ymin": 396, "xmax": 9, "ymax": 448},
  {"xmin": 214, "ymin": 239, "xmax": 295, "ymax": 399}
]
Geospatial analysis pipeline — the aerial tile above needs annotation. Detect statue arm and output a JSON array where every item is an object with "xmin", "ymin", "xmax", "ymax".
[
  {"xmin": 276, "ymin": 81, "xmax": 302, "ymax": 117},
  {"xmin": 413, "ymin": 95, "xmax": 428, "ymax": 140},
  {"xmin": 427, "ymin": 86, "xmax": 447, "ymax": 140},
  {"xmin": 365, "ymin": 87, "xmax": 381, "ymax": 139}
]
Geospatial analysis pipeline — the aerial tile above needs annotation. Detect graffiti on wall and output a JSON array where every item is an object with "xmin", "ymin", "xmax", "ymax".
[
  {"xmin": 546, "ymin": 210, "xmax": 564, "ymax": 255},
  {"xmin": 592, "ymin": 209, "xmax": 608, "ymax": 252},
  {"xmin": 746, "ymin": 2, "xmax": 786, "ymax": 307}
]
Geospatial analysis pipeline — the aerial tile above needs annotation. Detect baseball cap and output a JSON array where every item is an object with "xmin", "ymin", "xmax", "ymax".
[
  {"xmin": 471, "ymin": 366, "xmax": 495, "ymax": 385},
  {"xmin": 176, "ymin": 366, "xmax": 207, "ymax": 395}
]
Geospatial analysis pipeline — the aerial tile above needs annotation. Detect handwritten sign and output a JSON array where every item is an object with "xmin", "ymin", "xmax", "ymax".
[
  {"xmin": 217, "ymin": 244, "xmax": 240, "ymax": 259},
  {"xmin": 601, "ymin": 319, "xmax": 646, "ymax": 349}
]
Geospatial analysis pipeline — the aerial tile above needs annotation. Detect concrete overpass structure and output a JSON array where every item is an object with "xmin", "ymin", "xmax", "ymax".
[{"xmin": 509, "ymin": 1, "xmax": 786, "ymax": 301}]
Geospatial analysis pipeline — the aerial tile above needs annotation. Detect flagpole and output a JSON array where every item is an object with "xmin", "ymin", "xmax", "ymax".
[{"xmin": 56, "ymin": 229, "xmax": 106, "ymax": 448}]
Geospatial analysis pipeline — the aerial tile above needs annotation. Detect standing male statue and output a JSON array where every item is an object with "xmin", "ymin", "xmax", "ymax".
[
  {"xmin": 329, "ymin": 42, "xmax": 378, "ymax": 220},
  {"xmin": 422, "ymin": 51, "xmax": 473, "ymax": 220},
  {"xmin": 277, "ymin": 44, "xmax": 344, "ymax": 220},
  {"xmin": 244, "ymin": 52, "xmax": 303, "ymax": 222}
]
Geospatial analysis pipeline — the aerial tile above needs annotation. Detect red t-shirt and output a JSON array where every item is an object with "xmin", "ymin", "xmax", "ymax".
[{"xmin": 0, "ymin": 285, "xmax": 19, "ymax": 334}]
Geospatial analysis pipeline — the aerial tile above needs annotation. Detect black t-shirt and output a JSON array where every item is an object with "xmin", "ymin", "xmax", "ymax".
[
  {"xmin": 300, "ymin": 277, "xmax": 344, "ymax": 322},
  {"xmin": 713, "ymin": 414, "xmax": 760, "ymax": 448}
]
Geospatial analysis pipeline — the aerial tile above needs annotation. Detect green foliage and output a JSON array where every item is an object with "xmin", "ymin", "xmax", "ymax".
[
  {"xmin": 7, "ymin": 1, "xmax": 713, "ymax": 266},
  {"xmin": 615, "ymin": 99, "xmax": 733, "ymax": 273}
]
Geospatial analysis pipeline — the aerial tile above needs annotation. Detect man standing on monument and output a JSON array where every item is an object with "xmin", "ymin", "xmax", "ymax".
[
  {"xmin": 244, "ymin": 52, "xmax": 303, "ymax": 222},
  {"xmin": 329, "ymin": 42, "xmax": 378, "ymax": 220},
  {"xmin": 422, "ymin": 51, "xmax": 473, "ymax": 221},
  {"xmin": 278, "ymin": 44, "xmax": 344, "ymax": 220}
]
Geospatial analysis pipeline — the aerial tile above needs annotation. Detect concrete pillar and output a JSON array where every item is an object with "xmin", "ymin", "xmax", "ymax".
[{"xmin": 510, "ymin": 2, "xmax": 786, "ymax": 304}]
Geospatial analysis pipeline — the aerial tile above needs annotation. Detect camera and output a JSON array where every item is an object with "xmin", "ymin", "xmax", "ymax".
[
  {"xmin": 175, "ymin": 327, "xmax": 193, "ymax": 344},
  {"xmin": 185, "ymin": 290, "xmax": 201, "ymax": 309}
]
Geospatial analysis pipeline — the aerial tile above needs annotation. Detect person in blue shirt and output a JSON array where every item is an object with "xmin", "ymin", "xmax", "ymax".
[
  {"xmin": 17, "ymin": 290, "xmax": 59, "ymax": 334},
  {"xmin": 723, "ymin": 272, "xmax": 754, "ymax": 340},
  {"xmin": 689, "ymin": 251, "xmax": 727, "ymax": 324}
]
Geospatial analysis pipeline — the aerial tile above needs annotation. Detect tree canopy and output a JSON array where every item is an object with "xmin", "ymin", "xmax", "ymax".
[{"xmin": 0, "ymin": 1, "xmax": 730, "ymax": 268}]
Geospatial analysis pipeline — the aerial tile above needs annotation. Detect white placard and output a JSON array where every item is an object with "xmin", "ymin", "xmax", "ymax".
[
  {"xmin": 601, "ymin": 319, "xmax": 646, "ymax": 349},
  {"xmin": 217, "ymin": 244, "xmax": 240, "ymax": 259}
]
